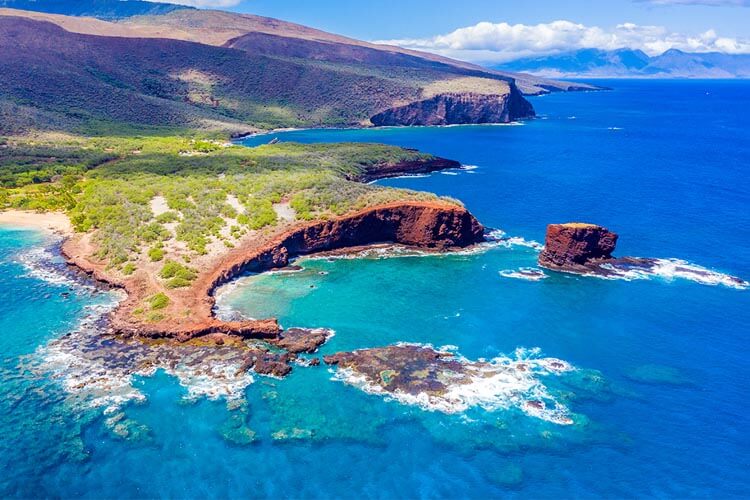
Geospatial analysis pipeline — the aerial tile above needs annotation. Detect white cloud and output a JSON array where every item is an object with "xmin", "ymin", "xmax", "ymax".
[
  {"xmin": 374, "ymin": 20, "xmax": 750, "ymax": 63},
  {"xmin": 145, "ymin": 0, "xmax": 242, "ymax": 7}
]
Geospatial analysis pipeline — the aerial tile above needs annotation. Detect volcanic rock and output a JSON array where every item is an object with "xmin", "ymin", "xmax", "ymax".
[
  {"xmin": 370, "ymin": 90, "xmax": 534, "ymax": 126},
  {"xmin": 273, "ymin": 327, "xmax": 330, "ymax": 354},
  {"xmin": 538, "ymin": 223, "xmax": 618, "ymax": 272}
]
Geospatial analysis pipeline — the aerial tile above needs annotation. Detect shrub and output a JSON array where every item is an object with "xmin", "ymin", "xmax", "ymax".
[
  {"xmin": 165, "ymin": 276, "xmax": 194, "ymax": 289},
  {"xmin": 148, "ymin": 246, "xmax": 165, "ymax": 262},
  {"xmin": 148, "ymin": 293, "xmax": 169, "ymax": 310},
  {"xmin": 156, "ymin": 211, "xmax": 180, "ymax": 223},
  {"xmin": 147, "ymin": 312, "xmax": 165, "ymax": 322},
  {"xmin": 122, "ymin": 262, "xmax": 136, "ymax": 276},
  {"xmin": 159, "ymin": 259, "xmax": 197, "ymax": 288}
]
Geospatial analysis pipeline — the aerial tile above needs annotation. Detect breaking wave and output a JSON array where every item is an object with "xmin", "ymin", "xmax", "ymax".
[
  {"xmin": 485, "ymin": 229, "xmax": 544, "ymax": 251},
  {"xmin": 29, "ymin": 296, "xmax": 257, "ymax": 414},
  {"xmin": 499, "ymin": 267, "xmax": 548, "ymax": 281},
  {"xmin": 598, "ymin": 258, "xmax": 748, "ymax": 290},
  {"xmin": 16, "ymin": 244, "xmax": 98, "ymax": 292}
]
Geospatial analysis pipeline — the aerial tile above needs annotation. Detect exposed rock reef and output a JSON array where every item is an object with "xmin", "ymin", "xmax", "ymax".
[
  {"xmin": 323, "ymin": 344, "xmax": 576, "ymax": 423},
  {"xmin": 538, "ymin": 223, "xmax": 618, "ymax": 272},
  {"xmin": 370, "ymin": 89, "xmax": 535, "ymax": 127}
]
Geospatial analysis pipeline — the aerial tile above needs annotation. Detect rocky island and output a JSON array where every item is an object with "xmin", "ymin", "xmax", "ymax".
[
  {"xmin": 538, "ymin": 222, "xmax": 748, "ymax": 287},
  {"xmin": 538, "ymin": 223, "xmax": 619, "ymax": 273}
]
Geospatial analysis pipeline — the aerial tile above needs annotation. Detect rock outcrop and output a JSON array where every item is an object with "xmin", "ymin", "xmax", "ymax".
[
  {"xmin": 538, "ymin": 223, "xmax": 618, "ymax": 272},
  {"xmin": 370, "ymin": 88, "xmax": 535, "ymax": 127},
  {"xmin": 353, "ymin": 157, "xmax": 461, "ymax": 183},
  {"xmin": 205, "ymin": 201, "xmax": 485, "ymax": 294}
]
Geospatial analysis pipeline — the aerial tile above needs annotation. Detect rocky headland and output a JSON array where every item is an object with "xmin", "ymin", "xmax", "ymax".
[
  {"xmin": 53, "ymin": 153, "xmax": 486, "ymax": 377},
  {"xmin": 370, "ymin": 89, "xmax": 535, "ymax": 127}
]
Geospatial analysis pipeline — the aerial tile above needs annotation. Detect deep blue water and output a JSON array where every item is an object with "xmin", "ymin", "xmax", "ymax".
[{"xmin": 2, "ymin": 80, "xmax": 749, "ymax": 497}]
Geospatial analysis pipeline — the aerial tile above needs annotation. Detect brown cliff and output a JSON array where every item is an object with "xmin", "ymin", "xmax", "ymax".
[
  {"xmin": 538, "ymin": 223, "xmax": 618, "ymax": 272},
  {"xmin": 354, "ymin": 157, "xmax": 461, "ymax": 183},
  {"xmin": 370, "ymin": 88, "xmax": 535, "ymax": 127}
]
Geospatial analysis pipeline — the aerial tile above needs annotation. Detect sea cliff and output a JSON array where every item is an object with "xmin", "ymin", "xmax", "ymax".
[{"xmin": 370, "ymin": 86, "xmax": 535, "ymax": 126}]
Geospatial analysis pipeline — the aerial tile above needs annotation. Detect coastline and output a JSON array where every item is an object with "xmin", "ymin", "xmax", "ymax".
[
  {"xmin": 2, "ymin": 151, "xmax": 485, "ymax": 346},
  {"xmin": 234, "ymin": 122, "xmax": 530, "ymax": 143},
  {"xmin": 61, "ymin": 200, "xmax": 485, "ymax": 342},
  {"xmin": 0, "ymin": 210, "xmax": 73, "ymax": 236}
]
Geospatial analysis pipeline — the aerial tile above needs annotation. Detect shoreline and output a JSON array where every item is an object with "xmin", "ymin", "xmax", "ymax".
[
  {"xmin": 4, "ymin": 154, "xmax": 484, "ymax": 346},
  {"xmin": 61, "ymin": 200, "xmax": 485, "ymax": 342},
  {"xmin": 0, "ymin": 210, "xmax": 73, "ymax": 236},
  {"xmin": 233, "ymin": 122, "xmax": 530, "ymax": 143}
]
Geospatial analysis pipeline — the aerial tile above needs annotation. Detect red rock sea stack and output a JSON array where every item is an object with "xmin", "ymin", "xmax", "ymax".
[{"xmin": 538, "ymin": 223, "xmax": 618, "ymax": 271}]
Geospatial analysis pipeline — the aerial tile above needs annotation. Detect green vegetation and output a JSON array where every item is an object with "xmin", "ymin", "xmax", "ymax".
[
  {"xmin": 1, "ymin": 134, "xmax": 455, "ymax": 266},
  {"xmin": 122, "ymin": 262, "xmax": 137, "ymax": 276},
  {"xmin": 159, "ymin": 259, "xmax": 198, "ymax": 288},
  {"xmin": 148, "ymin": 293, "xmax": 170, "ymax": 310},
  {"xmin": 148, "ymin": 246, "xmax": 165, "ymax": 262}
]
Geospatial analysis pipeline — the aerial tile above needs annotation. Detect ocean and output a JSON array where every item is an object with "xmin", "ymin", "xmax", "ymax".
[{"xmin": 1, "ymin": 80, "xmax": 748, "ymax": 497}]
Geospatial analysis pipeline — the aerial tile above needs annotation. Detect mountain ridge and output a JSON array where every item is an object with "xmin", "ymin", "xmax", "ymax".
[
  {"xmin": 497, "ymin": 48, "xmax": 750, "ymax": 78},
  {"xmin": 0, "ymin": 8, "xmax": 600, "ymax": 135}
]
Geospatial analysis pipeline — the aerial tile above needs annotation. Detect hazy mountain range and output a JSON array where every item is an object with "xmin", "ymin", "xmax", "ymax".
[{"xmin": 496, "ymin": 48, "xmax": 750, "ymax": 78}]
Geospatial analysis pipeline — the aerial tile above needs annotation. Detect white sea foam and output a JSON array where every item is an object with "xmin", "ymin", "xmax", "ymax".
[
  {"xmin": 485, "ymin": 229, "xmax": 544, "ymax": 251},
  {"xmin": 16, "ymin": 245, "xmax": 98, "ymax": 292},
  {"xmin": 33, "ymin": 294, "xmax": 258, "ymax": 414},
  {"xmin": 608, "ymin": 127, "xmax": 624, "ymax": 131},
  {"xmin": 598, "ymin": 258, "xmax": 748, "ymax": 290},
  {"xmin": 330, "ymin": 344, "xmax": 576, "ymax": 425},
  {"xmin": 499, "ymin": 267, "xmax": 548, "ymax": 281}
]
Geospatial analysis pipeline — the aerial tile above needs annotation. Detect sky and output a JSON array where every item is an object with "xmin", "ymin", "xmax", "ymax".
[{"xmin": 153, "ymin": 0, "xmax": 750, "ymax": 62}]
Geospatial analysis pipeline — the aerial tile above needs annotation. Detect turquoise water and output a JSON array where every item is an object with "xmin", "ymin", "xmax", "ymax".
[{"xmin": 2, "ymin": 80, "xmax": 749, "ymax": 497}]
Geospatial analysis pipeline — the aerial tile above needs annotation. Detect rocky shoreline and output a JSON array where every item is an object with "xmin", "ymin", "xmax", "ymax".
[
  {"xmin": 52, "ymin": 150, "xmax": 487, "ymax": 379},
  {"xmin": 59, "ymin": 200, "xmax": 484, "ymax": 377}
]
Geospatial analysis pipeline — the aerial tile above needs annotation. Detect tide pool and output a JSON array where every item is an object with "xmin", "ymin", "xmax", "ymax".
[{"xmin": 1, "ymin": 80, "xmax": 749, "ymax": 497}]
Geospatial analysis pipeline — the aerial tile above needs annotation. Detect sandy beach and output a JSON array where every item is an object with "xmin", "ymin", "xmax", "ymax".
[{"xmin": 0, "ymin": 210, "xmax": 73, "ymax": 236}]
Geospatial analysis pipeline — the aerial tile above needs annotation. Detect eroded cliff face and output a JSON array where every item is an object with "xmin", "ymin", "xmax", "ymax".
[
  {"xmin": 538, "ymin": 223, "xmax": 618, "ymax": 271},
  {"xmin": 370, "ymin": 85, "xmax": 535, "ymax": 126},
  {"xmin": 206, "ymin": 201, "xmax": 485, "ymax": 293}
]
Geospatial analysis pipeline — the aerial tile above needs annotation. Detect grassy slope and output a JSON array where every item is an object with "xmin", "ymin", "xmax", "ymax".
[
  {"xmin": 1, "ymin": 134, "xmax": 455, "ymax": 271},
  {"xmin": 0, "ymin": 8, "xmax": 597, "ymax": 135},
  {"xmin": 1, "ymin": 16, "xmax": 508, "ymax": 134}
]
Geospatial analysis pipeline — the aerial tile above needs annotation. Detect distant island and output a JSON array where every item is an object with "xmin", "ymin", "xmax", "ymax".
[{"xmin": 496, "ymin": 48, "xmax": 750, "ymax": 79}]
